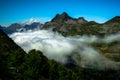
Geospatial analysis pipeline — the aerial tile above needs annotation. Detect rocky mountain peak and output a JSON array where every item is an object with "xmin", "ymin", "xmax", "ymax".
[
  {"xmin": 105, "ymin": 16, "xmax": 120, "ymax": 24},
  {"xmin": 22, "ymin": 18, "xmax": 41, "ymax": 25},
  {"xmin": 61, "ymin": 12, "xmax": 69, "ymax": 17},
  {"xmin": 78, "ymin": 17, "xmax": 85, "ymax": 20},
  {"xmin": 77, "ymin": 17, "xmax": 88, "ymax": 23},
  {"xmin": 51, "ymin": 12, "xmax": 73, "ymax": 22}
]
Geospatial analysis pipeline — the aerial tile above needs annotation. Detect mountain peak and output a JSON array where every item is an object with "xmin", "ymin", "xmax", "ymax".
[
  {"xmin": 105, "ymin": 16, "xmax": 120, "ymax": 24},
  {"xmin": 51, "ymin": 12, "xmax": 73, "ymax": 22},
  {"xmin": 61, "ymin": 12, "xmax": 69, "ymax": 16},
  {"xmin": 77, "ymin": 17, "xmax": 88, "ymax": 23},
  {"xmin": 113, "ymin": 16, "xmax": 120, "ymax": 19},
  {"xmin": 78, "ymin": 17, "xmax": 85, "ymax": 20},
  {"xmin": 22, "ymin": 18, "xmax": 41, "ymax": 25}
]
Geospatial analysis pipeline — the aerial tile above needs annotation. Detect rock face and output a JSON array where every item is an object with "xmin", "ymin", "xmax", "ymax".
[
  {"xmin": 42, "ymin": 12, "xmax": 120, "ymax": 36},
  {"xmin": 51, "ymin": 12, "xmax": 73, "ymax": 22},
  {"xmin": 42, "ymin": 12, "xmax": 89, "ymax": 35}
]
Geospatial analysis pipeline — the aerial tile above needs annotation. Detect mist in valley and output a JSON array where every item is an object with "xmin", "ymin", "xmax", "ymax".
[{"xmin": 9, "ymin": 30, "xmax": 120, "ymax": 70}]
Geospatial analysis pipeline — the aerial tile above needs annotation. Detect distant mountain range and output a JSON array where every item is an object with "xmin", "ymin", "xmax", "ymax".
[
  {"xmin": 0, "ymin": 25, "xmax": 13, "ymax": 34},
  {"xmin": 0, "ymin": 20, "xmax": 43, "ymax": 34},
  {"xmin": 1, "ymin": 22, "xmax": 43, "ymax": 34},
  {"xmin": 7, "ymin": 22, "xmax": 43, "ymax": 32},
  {"xmin": 0, "ymin": 12, "xmax": 120, "ymax": 36}
]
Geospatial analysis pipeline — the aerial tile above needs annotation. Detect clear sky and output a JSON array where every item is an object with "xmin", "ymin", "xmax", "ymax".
[{"xmin": 0, "ymin": 0, "xmax": 120, "ymax": 26}]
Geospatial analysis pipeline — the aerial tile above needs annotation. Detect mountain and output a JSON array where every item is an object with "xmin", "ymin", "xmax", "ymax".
[
  {"xmin": 105, "ymin": 16, "xmax": 120, "ymax": 24},
  {"xmin": 42, "ymin": 12, "xmax": 101, "ymax": 36},
  {"xmin": 6, "ymin": 23, "xmax": 23, "ymax": 32},
  {"xmin": 0, "ymin": 29, "xmax": 49, "ymax": 79},
  {"xmin": 0, "ymin": 25, "xmax": 13, "ymax": 34},
  {"xmin": 1, "ymin": 12, "xmax": 120, "ymax": 36},
  {"xmin": 0, "ymin": 29, "xmax": 25, "ymax": 52},
  {"xmin": 0, "ymin": 28, "xmax": 26, "ymax": 79},
  {"xmin": 51, "ymin": 12, "xmax": 74, "ymax": 22},
  {"xmin": 22, "ymin": 18, "xmax": 41, "ymax": 25},
  {"xmin": 1, "ymin": 12, "xmax": 119, "ymax": 36},
  {"xmin": 25, "ymin": 22, "xmax": 43, "ymax": 30},
  {"xmin": 42, "ymin": 12, "xmax": 120, "ymax": 36},
  {"xmin": 6, "ymin": 22, "xmax": 43, "ymax": 33},
  {"xmin": 101, "ymin": 16, "xmax": 120, "ymax": 34},
  {"xmin": 41, "ymin": 12, "xmax": 120, "ymax": 62}
]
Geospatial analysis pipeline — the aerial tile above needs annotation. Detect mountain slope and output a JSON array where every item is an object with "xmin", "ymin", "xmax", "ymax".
[
  {"xmin": 101, "ymin": 16, "xmax": 120, "ymax": 34},
  {"xmin": 105, "ymin": 16, "xmax": 120, "ymax": 24},
  {"xmin": 0, "ymin": 25, "xmax": 13, "ymax": 34},
  {"xmin": 0, "ymin": 29, "xmax": 25, "ymax": 53},
  {"xmin": 0, "ymin": 29, "xmax": 26, "ymax": 79}
]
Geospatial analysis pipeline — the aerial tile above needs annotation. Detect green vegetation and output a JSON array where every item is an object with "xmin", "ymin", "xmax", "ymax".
[
  {"xmin": 97, "ymin": 42, "xmax": 120, "ymax": 62},
  {"xmin": 1, "ymin": 49, "xmax": 120, "ymax": 80}
]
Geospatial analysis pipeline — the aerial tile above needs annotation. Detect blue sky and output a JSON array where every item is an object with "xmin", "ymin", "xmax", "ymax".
[{"xmin": 0, "ymin": 0, "xmax": 120, "ymax": 26}]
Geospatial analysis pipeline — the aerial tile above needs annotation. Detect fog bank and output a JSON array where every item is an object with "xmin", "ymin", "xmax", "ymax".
[{"xmin": 9, "ymin": 30, "xmax": 120, "ymax": 70}]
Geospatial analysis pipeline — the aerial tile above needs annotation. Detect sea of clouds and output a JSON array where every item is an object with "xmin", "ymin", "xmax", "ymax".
[{"xmin": 9, "ymin": 30, "xmax": 120, "ymax": 70}]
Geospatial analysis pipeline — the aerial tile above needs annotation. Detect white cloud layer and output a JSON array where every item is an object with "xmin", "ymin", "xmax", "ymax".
[{"xmin": 9, "ymin": 30, "xmax": 120, "ymax": 70}]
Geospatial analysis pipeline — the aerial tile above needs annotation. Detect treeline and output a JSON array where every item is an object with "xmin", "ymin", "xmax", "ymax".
[{"xmin": 0, "ymin": 49, "xmax": 120, "ymax": 80}]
